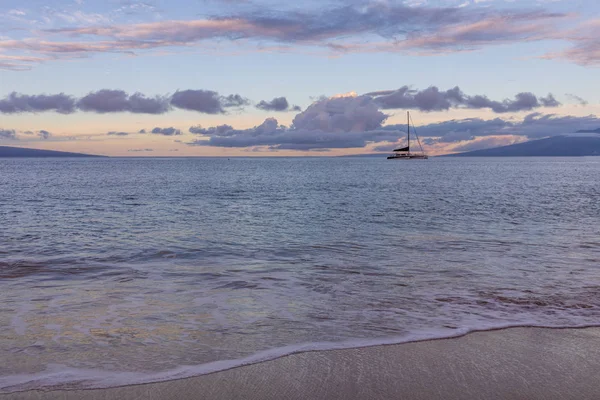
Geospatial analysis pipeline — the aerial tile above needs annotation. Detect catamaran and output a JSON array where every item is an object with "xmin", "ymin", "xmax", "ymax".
[{"xmin": 387, "ymin": 111, "xmax": 428, "ymax": 160}]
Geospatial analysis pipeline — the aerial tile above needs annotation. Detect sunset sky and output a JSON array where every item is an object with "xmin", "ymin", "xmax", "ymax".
[{"xmin": 1, "ymin": 0, "xmax": 599, "ymax": 156}]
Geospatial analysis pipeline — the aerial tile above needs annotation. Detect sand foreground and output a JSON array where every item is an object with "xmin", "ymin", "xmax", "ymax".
[{"xmin": 3, "ymin": 327, "xmax": 600, "ymax": 400}]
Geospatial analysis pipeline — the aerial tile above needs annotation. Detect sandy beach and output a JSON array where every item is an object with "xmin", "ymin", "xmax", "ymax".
[{"xmin": 3, "ymin": 327, "xmax": 600, "ymax": 400}]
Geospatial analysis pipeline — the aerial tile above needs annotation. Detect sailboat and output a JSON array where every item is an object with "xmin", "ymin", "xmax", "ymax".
[{"xmin": 387, "ymin": 111, "xmax": 428, "ymax": 159}]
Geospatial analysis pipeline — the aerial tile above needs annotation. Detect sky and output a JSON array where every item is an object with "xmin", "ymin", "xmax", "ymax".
[{"xmin": 1, "ymin": 0, "xmax": 599, "ymax": 156}]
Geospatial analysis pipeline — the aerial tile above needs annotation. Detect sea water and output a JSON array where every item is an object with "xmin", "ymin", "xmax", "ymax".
[{"xmin": 1, "ymin": 157, "xmax": 599, "ymax": 392}]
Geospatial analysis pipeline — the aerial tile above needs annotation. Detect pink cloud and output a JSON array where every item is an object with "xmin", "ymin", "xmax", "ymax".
[
  {"xmin": 541, "ymin": 19, "xmax": 600, "ymax": 66},
  {"xmin": 0, "ymin": 4, "xmax": 595, "ymax": 69}
]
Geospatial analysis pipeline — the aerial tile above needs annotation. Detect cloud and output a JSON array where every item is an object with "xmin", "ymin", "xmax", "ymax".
[
  {"xmin": 366, "ymin": 86, "xmax": 560, "ymax": 113},
  {"xmin": 566, "ymin": 93, "xmax": 588, "ymax": 106},
  {"xmin": 385, "ymin": 13, "xmax": 563, "ymax": 53},
  {"xmin": 189, "ymin": 120, "xmax": 399, "ymax": 150},
  {"xmin": 222, "ymin": 94, "xmax": 251, "ymax": 108},
  {"xmin": 7, "ymin": 9, "xmax": 26, "ymax": 16},
  {"xmin": 1, "ymin": 3, "xmax": 577, "ymax": 68},
  {"xmin": 77, "ymin": 90, "xmax": 170, "ymax": 114},
  {"xmin": 292, "ymin": 94, "xmax": 388, "ymax": 132},
  {"xmin": 171, "ymin": 90, "xmax": 221, "ymax": 114},
  {"xmin": 42, "ymin": 9, "xmax": 112, "ymax": 26},
  {"xmin": 46, "ymin": 4, "xmax": 463, "ymax": 42},
  {"xmin": 451, "ymin": 136, "xmax": 524, "ymax": 152},
  {"xmin": 541, "ymin": 19, "xmax": 600, "ymax": 66},
  {"xmin": 395, "ymin": 117, "xmax": 510, "ymax": 139},
  {"xmin": 38, "ymin": 130, "xmax": 52, "ymax": 139},
  {"xmin": 0, "ymin": 55, "xmax": 50, "ymax": 71},
  {"xmin": 188, "ymin": 99, "xmax": 600, "ymax": 151},
  {"xmin": 386, "ymin": 113, "xmax": 600, "ymax": 141},
  {"xmin": 128, "ymin": 148, "xmax": 154, "ymax": 152},
  {"xmin": 47, "ymin": 4, "xmax": 564, "ymax": 47},
  {"xmin": 517, "ymin": 113, "xmax": 600, "ymax": 138},
  {"xmin": 465, "ymin": 92, "xmax": 559, "ymax": 113},
  {"xmin": 0, "ymin": 129, "xmax": 17, "ymax": 139},
  {"xmin": 438, "ymin": 130, "xmax": 476, "ymax": 143},
  {"xmin": 0, "ymin": 89, "xmax": 247, "ymax": 115},
  {"xmin": 184, "ymin": 93, "xmax": 599, "ymax": 151},
  {"xmin": 150, "ymin": 127, "xmax": 182, "ymax": 136},
  {"xmin": 10, "ymin": 129, "xmax": 52, "ymax": 139},
  {"xmin": 0, "ymin": 92, "xmax": 76, "ymax": 114},
  {"xmin": 189, "ymin": 124, "xmax": 235, "ymax": 135},
  {"xmin": 188, "ymin": 95, "xmax": 398, "ymax": 150},
  {"xmin": 256, "ymin": 97, "xmax": 300, "ymax": 112},
  {"xmin": 170, "ymin": 90, "xmax": 248, "ymax": 114},
  {"xmin": 115, "ymin": 2, "xmax": 159, "ymax": 16},
  {"xmin": 107, "ymin": 131, "xmax": 130, "ymax": 136}
]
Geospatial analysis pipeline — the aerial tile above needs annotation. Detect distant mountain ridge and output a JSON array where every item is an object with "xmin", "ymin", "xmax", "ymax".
[
  {"xmin": 576, "ymin": 128, "xmax": 600, "ymax": 133},
  {"xmin": 0, "ymin": 146, "xmax": 104, "ymax": 158},
  {"xmin": 445, "ymin": 134, "xmax": 600, "ymax": 157}
]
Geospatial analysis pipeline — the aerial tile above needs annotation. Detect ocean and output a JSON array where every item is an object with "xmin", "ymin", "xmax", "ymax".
[{"xmin": 1, "ymin": 157, "xmax": 599, "ymax": 392}]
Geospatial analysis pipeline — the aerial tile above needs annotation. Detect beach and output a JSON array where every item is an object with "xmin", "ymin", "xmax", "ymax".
[
  {"xmin": 3, "ymin": 327, "xmax": 600, "ymax": 400},
  {"xmin": 2, "ymin": 158, "xmax": 600, "ymax": 398}
]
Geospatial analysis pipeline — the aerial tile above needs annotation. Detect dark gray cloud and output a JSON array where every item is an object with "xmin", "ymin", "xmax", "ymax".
[
  {"xmin": 107, "ymin": 131, "xmax": 130, "ymax": 136},
  {"xmin": 0, "ymin": 92, "xmax": 76, "ymax": 114},
  {"xmin": 188, "ymin": 95, "xmax": 398, "ymax": 150},
  {"xmin": 77, "ymin": 90, "xmax": 170, "ymax": 114},
  {"xmin": 385, "ymin": 113, "xmax": 600, "ymax": 141},
  {"xmin": 0, "ymin": 89, "xmax": 249, "ymax": 115},
  {"xmin": 465, "ymin": 92, "xmax": 558, "ymax": 113},
  {"xmin": 0, "ymin": 129, "xmax": 17, "ymax": 139},
  {"xmin": 128, "ymin": 148, "xmax": 154, "ymax": 152},
  {"xmin": 138, "ymin": 129, "xmax": 146, "ymax": 133},
  {"xmin": 438, "ymin": 130, "xmax": 475, "ymax": 143},
  {"xmin": 170, "ymin": 90, "xmax": 248, "ymax": 114},
  {"xmin": 189, "ymin": 121, "xmax": 400, "ymax": 150},
  {"xmin": 381, "ymin": 117, "xmax": 510, "ymax": 138},
  {"xmin": 540, "ymin": 94, "xmax": 560, "ymax": 107},
  {"xmin": 566, "ymin": 93, "xmax": 588, "ymax": 106},
  {"xmin": 0, "ymin": 87, "xmax": 565, "ymax": 117},
  {"xmin": 187, "ymin": 92, "xmax": 600, "ymax": 151},
  {"xmin": 256, "ymin": 97, "xmax": 300, "ymax": 112},
  {"xmin": 189, "ymin": 124, "xmax": 235, "ymax": 135},
  {"xmin": 517, "ymin": 113, "xmax": 600, "ymax": 138},
  {"xmin": 38, "ymin": 130, "xmax": 51, "ymax": 139},
  {"xmin": 150, "ymin": 127, "xmax": 182, "ymax": 136},
  {"xmin": 365, "ymin": 86, "xmax": 560, "ymax": 113},
  {"xmin": 222, "ymin": 94, "xmax": 250, "ymax": 108},
  {"xmin": 10, "ymin": 129, "xmax": 51, "ymax": 139}
]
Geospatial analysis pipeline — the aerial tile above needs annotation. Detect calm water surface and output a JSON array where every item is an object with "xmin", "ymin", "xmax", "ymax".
[{"xmin": 1, "ymin": 157, "xmax": 599, "ymax": 391}]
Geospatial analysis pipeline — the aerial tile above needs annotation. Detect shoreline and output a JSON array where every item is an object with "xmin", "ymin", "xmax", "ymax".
[{"xmin": 3, "ymin": 326, "xmax": 600, "ymax": 399}]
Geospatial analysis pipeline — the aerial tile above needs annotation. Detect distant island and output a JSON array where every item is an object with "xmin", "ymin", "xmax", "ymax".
[
  {"xmin": 0, "ymin": 146, "xmax": 104, "ymax": 158},
  {"xmin": 338, "ymin": 153, "xmax": 384, "ymax": 158},
  {"xmin": 444, "ymin": 134, "xmax": 600, "ymax": 157}
]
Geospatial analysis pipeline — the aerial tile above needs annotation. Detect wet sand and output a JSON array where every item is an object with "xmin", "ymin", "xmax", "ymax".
[{"xmin": 3, "ymin": 327, "xmax": 600, "ymax": 400}]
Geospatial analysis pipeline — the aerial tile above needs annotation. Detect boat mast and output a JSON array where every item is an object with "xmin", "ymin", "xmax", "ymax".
[
  {"xmin": 408, "ymin": 112, "xmax": 426, "ymax": 155},
  {"xmin": 407, "ymin": 111, "xmax": 410, "ymax": 153}
]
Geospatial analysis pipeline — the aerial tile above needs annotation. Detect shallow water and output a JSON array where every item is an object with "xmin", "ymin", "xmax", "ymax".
[{"xmin": 1, "ymin": 157, "xmax": 599, "ymax": 391}]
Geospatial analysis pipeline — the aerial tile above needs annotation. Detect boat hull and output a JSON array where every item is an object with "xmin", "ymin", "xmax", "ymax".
[{"xmin": 387, "ymin": 154, "xmax": 428, "ymax": 159}]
